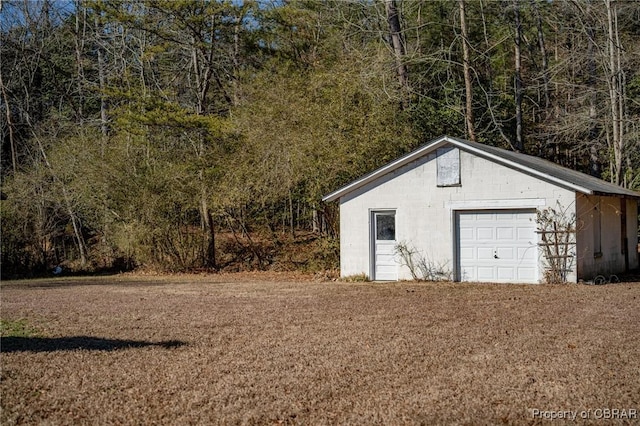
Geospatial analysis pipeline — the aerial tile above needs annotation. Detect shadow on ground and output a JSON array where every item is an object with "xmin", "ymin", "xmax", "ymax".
[
  {"xmin": 0, "ymin": 336, "xmax": 187, "ymax": 353},
  {"xmin": 0, "ymin": 276, "xmax": 176, "ymax": 290}
]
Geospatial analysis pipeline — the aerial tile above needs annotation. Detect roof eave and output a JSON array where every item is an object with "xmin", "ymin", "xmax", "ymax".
[
  {"xmin": 590, "ymin": 190, "xmax": 640, "ymax": 199},
  {"xmin": 322, "ymin": 136, "xmax": 451, "ymax": 202},
  {"xmin": 322, "ymin": 135, "xmax": 640, "ymax": 202},
  {"xmin": 453, "ymin": 142, "xmax": 595, "ymax": 195}
]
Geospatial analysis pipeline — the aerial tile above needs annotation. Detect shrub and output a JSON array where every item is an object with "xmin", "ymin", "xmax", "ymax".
[{"xmin": 395, "ymin": 242, "xmax": 452, "ymax": 281}]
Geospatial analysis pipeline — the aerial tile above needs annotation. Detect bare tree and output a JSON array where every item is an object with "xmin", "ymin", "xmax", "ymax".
[
  {"xmin": 604, "ymin": 0, "xmax": 625, "ymax": 185},
  {"xmin": 384, "ymin": 0, "xmax": 409, "ymax": 106},
  {"xmin": 459, "ymin": 0, "xmax": 476, "ymax": 141},
  {"xmin": 0, "ymin": 68, "xmax": 17, "ymax": 173},
  {"xmin": 513, "ymin": 0, "xmax": 524, "ymax": 152}
]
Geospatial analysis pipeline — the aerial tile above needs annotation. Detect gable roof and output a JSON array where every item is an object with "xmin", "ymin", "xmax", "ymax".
[{"xmin": 323, "ymin": 135, "xmax": 640, "ymax": 202}]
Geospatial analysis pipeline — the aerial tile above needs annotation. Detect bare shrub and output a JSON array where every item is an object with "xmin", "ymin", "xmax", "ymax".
[
  {"xmin": 536, "ymin": 202, "xmax": 577, "ymax": 284},
  {"xmin": 395, "ymin": 242, "xmax": 452, "ymax": 281}
]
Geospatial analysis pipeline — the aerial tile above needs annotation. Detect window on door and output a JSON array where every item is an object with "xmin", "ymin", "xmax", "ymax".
[{"xmin": 375, "ymin": 213, "xmax": 396, "ymax": 240}]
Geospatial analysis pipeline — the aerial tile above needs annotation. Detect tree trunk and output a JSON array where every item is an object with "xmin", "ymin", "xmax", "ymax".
[
  {"xmin": 289, "ymin": 189, "xmax": 295, "ymax": 238},
  {"xmin": 207, "ymin": 207, "xmax": 216, "ymax": 270},
  {"xmin": 74, "ymin": 0, "xmax": 86, "ymax": 123},
  {"xmin": 530, "ymin": 0, "xmax": 551, "ymax": 157},
  {"xmin": 531, "ymin": 0, "xmax": 549, "ymax": 112},
  {"xmin": 312, "ymin": 208, "xmax": 320, "ymax": 233},
  {"xmin": 232, "ymin": 7, "xmax": 245, "ymax": 108},
  {"xmin": 605, "ymin": 0, "xmax": 624, "ymax": 185},
  {"xmin": 479, "ymin": 0, "xmax": 512, "ymax": 147},
  {"xmin": 34, "ymin": 135, "xmax": 87, "ymax": 265},
  {"xmin": 0, "ymin": 69, "xmax": 17, "ymax": 173},
  {"xmin": 384, "ymin": 0, "xmax": 409, "ymax": 107},
  {"xmin": 95, "ymin": 16, "xmax": 108, "ymax": 138},
  {"xmin": 66, "ymin": 197, "xmax": 87, "ymax": 265},
  {"xmin": 459, "ymin": 0, "xmax": 476, "ymax": 141},
  {"xmin": 513, "ymin": 0, "xmax": 524, "ymax": 152},
  {"xmin": 191, "ymin": 31, "xmax": 217, "ymax": 268},
  {"xmin": 586, "ymin": 5, "xmax": 601, "ymax": 178}
]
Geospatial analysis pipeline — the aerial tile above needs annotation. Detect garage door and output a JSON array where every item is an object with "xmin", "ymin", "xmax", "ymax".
[{"xmin": 456, "ymin": 210, "xmax": 538, "ymax": 283}]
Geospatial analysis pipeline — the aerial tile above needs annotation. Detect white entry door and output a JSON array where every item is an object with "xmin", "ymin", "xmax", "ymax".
[
  {"xmin": 457, "ymin": 210, "xmax": 538, "ymax": 283},
  {"xmin": 372, "ymin": 211, "xmax": 397, "ymax": 281}
]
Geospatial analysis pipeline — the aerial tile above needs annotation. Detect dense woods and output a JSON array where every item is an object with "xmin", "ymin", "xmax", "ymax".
[{"xmin": 2, "ymin": 0, "xmax": 639, "ymax": 278}]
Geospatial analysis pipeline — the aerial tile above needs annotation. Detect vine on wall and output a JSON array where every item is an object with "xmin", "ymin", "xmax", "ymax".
[{"xmin": 535, "ymin": 203, "xmax": 577, "ymax": 284}]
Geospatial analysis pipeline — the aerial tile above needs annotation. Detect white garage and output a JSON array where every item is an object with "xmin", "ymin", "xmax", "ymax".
[
  {"xmin": 323, "ymin": 136, "xmax": 640, "ymax": 283},
  {"xmin": 456, "ymin": 210, "xmax": 538, "ymax": 283}
]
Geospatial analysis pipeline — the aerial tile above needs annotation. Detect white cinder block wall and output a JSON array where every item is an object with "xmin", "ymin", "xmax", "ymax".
[{"xmin": 339, "ymin": 147, "xmax": 578, "ymax": 282}]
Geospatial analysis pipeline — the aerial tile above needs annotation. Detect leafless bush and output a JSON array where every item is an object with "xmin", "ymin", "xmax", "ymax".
[
  {"xmin": 395, "ymin": 242, "xmax": 452, "ymax": 281},
  {"xmin": 536, "ymin": 202, "xmax": 577, "ymax": 284}
]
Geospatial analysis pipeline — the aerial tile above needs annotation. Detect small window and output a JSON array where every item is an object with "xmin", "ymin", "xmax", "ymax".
[
  {"xmin": 437, "ymin": 147, "xmax": 460, "ymax": 187},
  {"xmin": 375, "ymin": 213, "xmax": 396, "ymax": 241}
]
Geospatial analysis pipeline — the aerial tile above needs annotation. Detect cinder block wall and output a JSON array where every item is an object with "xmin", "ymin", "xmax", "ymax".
[{"xmin": 339, "ymin": 147, "xmax": 577, "ymax": 282}]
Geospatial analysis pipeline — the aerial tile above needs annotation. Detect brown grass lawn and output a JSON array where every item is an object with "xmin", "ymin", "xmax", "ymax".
[{"xmin": 1, "ymin": 274, "xmax": 639, "ymax": 425}]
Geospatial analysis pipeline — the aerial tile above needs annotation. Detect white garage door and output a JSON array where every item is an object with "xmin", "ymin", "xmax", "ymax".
[{"xmin": 456, "ymin": 210, "xmax": 538, "ymax": 283}]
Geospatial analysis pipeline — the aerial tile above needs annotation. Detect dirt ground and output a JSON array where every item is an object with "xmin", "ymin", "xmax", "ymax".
[{"xmin": 1, "ymin": 273, "xmax": 639, "ymax": 425}]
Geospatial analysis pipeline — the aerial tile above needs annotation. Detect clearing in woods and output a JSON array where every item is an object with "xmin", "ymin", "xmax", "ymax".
[{"xmin": 1, "ymin": 273, "xmax": 639, "ymax": 424}]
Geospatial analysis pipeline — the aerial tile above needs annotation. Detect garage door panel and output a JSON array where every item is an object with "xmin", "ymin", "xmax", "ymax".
[
  {"xmin": 477, "ymin": 227, "xmax": 494, "ymax": 239},
  {"xmin": 496, "ymin": 227, "xmax": 514, "ymax": 239},
  {"xmin": 517, "ymin": 227, "xmax": 535, "ymax": 240},
  {"xmin": 497, "ymin": 267, "xmax": 515, "ymax": 280},
  {"xmin": 459, "ymin": 227, "xmax": 474, "ymax": 240},
  {"xmin": 459, "ymin": 247, "xmax": 474, "ymax": 260},
  {"xmin": 477, "ymin": 267, "xmax": 494, "ymax": 280},
  {"xmin": 460, "ymin": 266, "xmax": 474, "ymax": 281},
  {"xmin": 459, "ymin": 214, "xmax": 475, "ymax": 224},
  {"xmin": 496, "ymin": 247, "xmax": 514, "ymax": 259},
  {"xmin": 457, "ymin": 210, "xmax": 538, "ymax": 283},
  {"xmin": 517, "ymin": 246, "xmax": 536, "ymax": 261},
  {"xmin": 517, "ymin": 268, "xmax": 536, "ymax": 280},
  {"xmin": 477, "ymin": 247, "xmax": 494, "ymax": 259}
]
